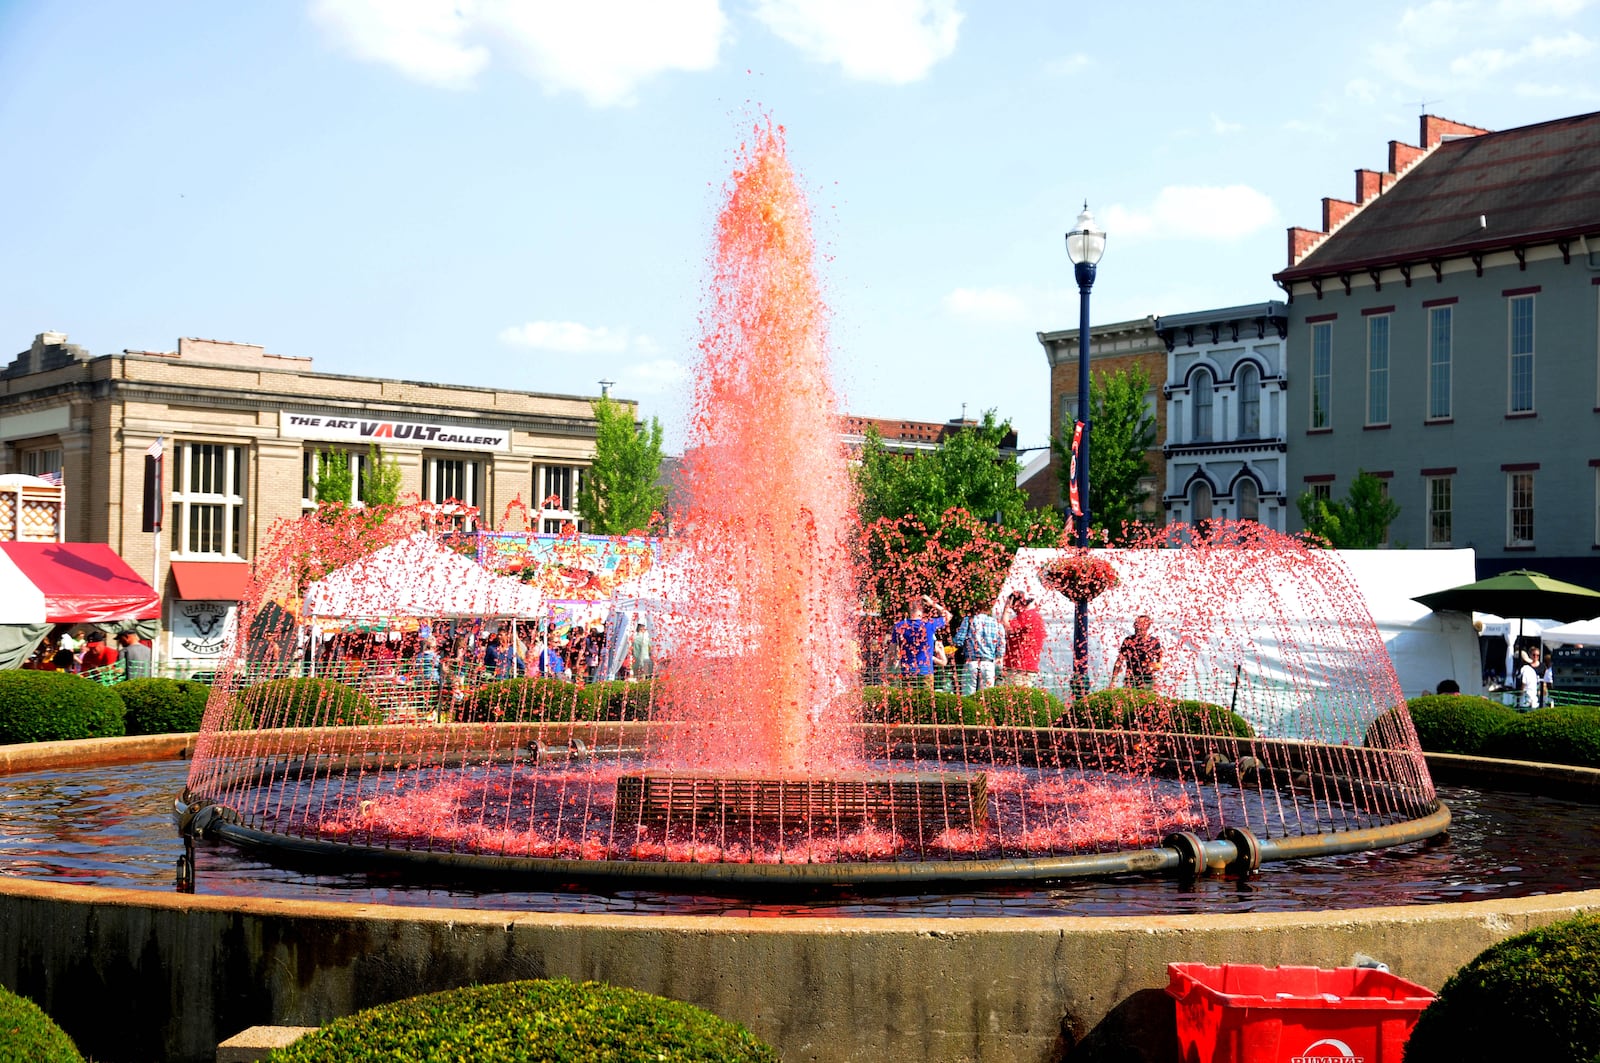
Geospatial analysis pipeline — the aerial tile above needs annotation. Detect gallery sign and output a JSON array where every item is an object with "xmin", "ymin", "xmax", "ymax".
[{"xmin": 280, "ymin": 412, "xmax": 510, "ymax": 453}]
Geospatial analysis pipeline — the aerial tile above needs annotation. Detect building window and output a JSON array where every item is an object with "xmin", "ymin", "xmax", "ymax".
[
  {"xmin": 1192, "ymin": 371, "xmax": 1213, "ymax": 442},
  {"xmin": 423, "ymin": 455, "xmax": 481, "ymax": 508},
  {"xmin": 1310, "ymin": 323, "xmax": 1332, "ymax": 429},
  {"xmin": 1428, "ymin": 306, "xmax": 1452, "ymax": 420},
  {"xmin": 1310, "ymin": 482, "xmax": 1332, "ymax": 503},
  {"xmin": 1427, "ymin": 476, "xmax": 1452, "ymax": 547},
  {"xmin": 1059, "ymin": 393, "xmax": 1078, "ymax": 432},
  {"xmin": 1507, "ymin": 471, "xmax": 1535, "ymax": 547},
  {"xmin": 536, "ymin": 463, "xmax": 583, "ymax": 533},
  {"xmin": 1366, "ymin": 314, "xmax": 1390, "ymax": 425},
  {"xmin": 1236, "ymin": 479, "xmax": 1260, "ymax": 522},
  {"xmin": 19, "ymin": 446, "xmax": 62, "ymax": 479},
  {"xmin": 1508, "ymin": 295, "xmax": 1535, "ymax": 413},
  {"xmin": 1237, "ymin": 364, "xmax": 1260, "ymax": 438},
  {"xmin": 301, "ymin": 449, "xmax": 369, "ymax": 509},
  {"xmin": 171, "ymin": 442, "xmax": 246, "ymax": 558},
  {"xmin": 1189, "ymin": 480, "xmax": 1213, "ymax": 522}
]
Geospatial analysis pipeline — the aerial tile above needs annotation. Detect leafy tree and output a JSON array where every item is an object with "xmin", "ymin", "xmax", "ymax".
[
  {"xmin": 854, "ymin": 412, "xmax": 1063, "ymax": 616},
  {"xmin": 364, "ymin": 444, "xmax": 402, "ymax": 508},
  {"xmin": 313, "ymin": 450, "xmax": 354, "ymax": 504},
  {"xmin": 1296, "ymin": 470, "xmax": 1400, "ymax": 548},
  {"xmin": 577, "ymin": 396, "xmax": 667, "ymax": 535},
  {"xmin": 1052, "ymin": 366, "xmax": 1157, "ymax": 543}
]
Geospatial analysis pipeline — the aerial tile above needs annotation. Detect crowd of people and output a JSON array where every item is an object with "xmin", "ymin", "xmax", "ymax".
[
  {"xmin": 19, "ymin": 627, "xmax": 153, "ymax": 679},
  {"xmin": 883, "ymin": 592, "xmax": 1164, "ymax": 695}
]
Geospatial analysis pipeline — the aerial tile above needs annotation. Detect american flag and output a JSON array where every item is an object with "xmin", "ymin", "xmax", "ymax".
[{"xmin": 37, "ymin": 471, "xmax": 62, "ymax": 486}]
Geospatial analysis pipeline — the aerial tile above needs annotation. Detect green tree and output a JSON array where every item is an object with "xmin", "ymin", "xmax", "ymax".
[
  {"xmin": 856, "ymin": 411, "xmax": 1034, "ymax": 530},
  {"xmin": 577, "ymin": 396, "xmax": 667, "ymax": 535},
  {"xmin": 313, "ymin": 449, "xmax": 354, "ymax": 504},
  {"xmin": 1296, "ymin": 470, "xmax": 1400, "ymax": 548},
  {"xmin": 1053, "ymin": 366, "xmax": 1157, "ymax": 543},
  {"xmin": 364, "ymin": 444, "xmax": 402, "ymax": 508}
]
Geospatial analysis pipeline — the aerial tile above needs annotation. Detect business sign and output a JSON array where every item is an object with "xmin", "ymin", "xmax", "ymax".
[
  {"xmin": 280, "ymin": 412, "xmax": 510, "ymax": 453},
  {"xmin": 476, "ymin": 532, "xmax": 661, "ymax": 602},
  {"xmin": 168, "ymin": 600, "xmax": 236, "ymax": 660}
]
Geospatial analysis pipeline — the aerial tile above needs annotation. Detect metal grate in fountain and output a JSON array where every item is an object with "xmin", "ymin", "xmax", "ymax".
[{"xmin": 613, "ymin": 770, "xmax": 988, "ymax": 836}]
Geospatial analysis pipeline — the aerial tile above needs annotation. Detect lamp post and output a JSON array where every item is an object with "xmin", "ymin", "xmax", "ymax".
[{"xmin": 1065, "ymin": 203, "xmax": 1105, "ymax": 688}]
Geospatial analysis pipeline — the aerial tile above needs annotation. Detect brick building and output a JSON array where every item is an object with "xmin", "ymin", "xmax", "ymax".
[
  {"xmin": 1033, "ymin": 317, "xmax": 1167, "ymax": 522},
  {"xmin": 1276, "ymin": 111, "xmax": 1600, "ymax": 583},
  {"xmin": 0, "ymin": 332, "xmax": 608, "ymax": 666}
]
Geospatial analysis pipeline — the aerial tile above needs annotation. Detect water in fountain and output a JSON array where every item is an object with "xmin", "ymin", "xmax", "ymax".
[{"xmin": 180, "ymin": 125, "xmax": 1439, "ymax": 882}]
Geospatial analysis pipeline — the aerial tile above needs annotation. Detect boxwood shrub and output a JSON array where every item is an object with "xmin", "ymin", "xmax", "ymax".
[
  {"xmin": 1404, "ymin": 914, "xmax": 1600, "ymax": 1062},
  {"xmin": 0, "ymin": 984, "xmax": 86, "ymax": 1062},
  {"xmin": 0, "ymin": 670, "xmax": 125, "ymax": 744},
  {"xmin": 232, "ymin": 677, "xmax": 381, "ymax": 728},
  {"xmin": 860, "ymin": 684, "xmax": 978, "ymax": 725},
  {"xmin": 267, "ymin": 978, "xmax": 778, "ymax": 1063},
  {"xmin": 1060, "ymin": 687, "xmax": 1254, "ymax": 737},
  {"xmin": 457, "ymin": 678, "xmax": 581, "ymax": 723},
  {"xmin": 967, "ymin": 685, "xmax": 1064, "ymax": 728},
  {"xmin": 1480, "ymin": 706, "xmax": 1600, "ymax": 768},
  {"xmin": 118, "ymin": 677, "xmax": 213, "ymax": 735},
  {"xmin": 1364, "ymin": 694, "xmax": 1517, "ymax": 754}
]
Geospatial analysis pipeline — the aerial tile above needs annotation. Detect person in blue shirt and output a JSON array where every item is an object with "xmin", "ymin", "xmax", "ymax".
[{"xmin": 888, "ymin": 594, "xmax": 951, "ymax": 689}]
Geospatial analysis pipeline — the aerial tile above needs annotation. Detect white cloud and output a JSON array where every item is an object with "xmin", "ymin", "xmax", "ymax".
[
  {"xmin": 618, "ymin": 358, "xmax": 690, "ymax": 394},
  {"xmin": 942, "ymin": 287, "xmax": 1028, "ymax": 323},
  {"xmin": 1103, "ymin": 186, "xmax": 1279, "ymax": 243},
  {"xmin": 309, "ymin": 0, "xmax": 488, "ymax": 89},
  {"xmin": 499, "ymin": 320, "xmax": 658, "ymax": 354},
  {"xmin": 751, "ymin": 0, "xmax": 962, "ymax": 83},
  {"xmin": 1362, "ymin": 1, "xmax": 1596, "ymax": 99},
  {"xmin": 1450, "ymin": 30, "xmax": 1592, "ymax": 75},
  {"xmin": 310, "ymin": 0, "xmax": 728, "ymax": 105},
  {"xmin": 1210, "ymin": 113, "xmax": 1242, "ymax": 134},
  {"xmin": 1044, "ymin": 52, "xmax": 1090, "ymax": 77}
]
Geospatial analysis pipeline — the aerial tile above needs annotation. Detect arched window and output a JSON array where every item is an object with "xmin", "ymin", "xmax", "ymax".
[
  {"xmin": 1237, "ymin": 364, "xmax": 1260, "ymax": 437},
  {"xmin": 1236, "ymin": 478, "xmax": 1260, "ymax": 522},
  {"xmin": 1192, "ymin": 371, "xmax": 1213, "ymax": 442},
  {"xmin": 1190, "ymin": 480, "xmax": 1213, "ymax": 522}
]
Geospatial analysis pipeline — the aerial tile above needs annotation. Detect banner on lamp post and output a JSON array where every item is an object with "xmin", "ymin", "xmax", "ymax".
[
  {"xmin": 141, "ymin": 438, "xmax": 163, "ymax": 533},
  {"xmin": 1067, "ymin": 421, "xmax": 1084, "ymax": 517}
]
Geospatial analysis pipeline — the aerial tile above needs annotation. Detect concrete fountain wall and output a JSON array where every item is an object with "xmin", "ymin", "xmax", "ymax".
[{"xmin": 4, "ymin": 736, "xmax": 1600, "ymax": 1063}]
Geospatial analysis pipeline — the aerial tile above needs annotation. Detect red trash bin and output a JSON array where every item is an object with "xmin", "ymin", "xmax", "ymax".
[{"xmin": 1166, "ymin": 962, "xmax": 1436, "ymax": 1063}]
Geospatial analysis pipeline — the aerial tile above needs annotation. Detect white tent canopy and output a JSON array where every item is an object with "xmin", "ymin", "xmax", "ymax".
[
  {"xmin": 303, "ymin": 533, "xmax": 543, "ymax": 619},
  {"xmin": 1543, "ymin": 619, "xmax": 1600, "ymax": 647}
]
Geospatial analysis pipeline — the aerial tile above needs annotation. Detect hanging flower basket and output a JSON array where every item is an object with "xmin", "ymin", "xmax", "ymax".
[{"xmin": 1039, "ymin": 552, "xmax": 1119, "ymax": 601}]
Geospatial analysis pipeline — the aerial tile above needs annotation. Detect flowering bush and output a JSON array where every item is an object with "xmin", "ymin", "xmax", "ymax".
[{"xmin": 1039, "ymin": 552, "xmax": 1119, "ymax": 601}]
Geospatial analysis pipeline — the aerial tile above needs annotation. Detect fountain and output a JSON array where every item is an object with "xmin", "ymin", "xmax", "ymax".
[{"xmin": 175, "ymin": 122, "xmax": 1443, "ymax": 888}]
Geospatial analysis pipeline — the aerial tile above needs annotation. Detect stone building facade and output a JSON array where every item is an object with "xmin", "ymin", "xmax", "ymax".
[{"xmin": 0, "ymin": 333, "xmax": 608, "ymax": 663}]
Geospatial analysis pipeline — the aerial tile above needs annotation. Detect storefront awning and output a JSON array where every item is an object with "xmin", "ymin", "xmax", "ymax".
[
  {"xmin": 170, "ymin": 560, "xmax": 252, "ymax": 602},
  {"xmin": 0, "ymin": 542, "xmax": 162, "ymax": 624}
]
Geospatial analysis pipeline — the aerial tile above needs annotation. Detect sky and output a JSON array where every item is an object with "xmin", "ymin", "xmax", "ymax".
[{"xmin": 2, "ymin": 1, "xmax": 1597, "ymax": 453}]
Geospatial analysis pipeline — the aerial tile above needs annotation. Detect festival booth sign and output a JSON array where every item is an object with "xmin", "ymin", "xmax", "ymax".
[
  {"xmin": 167, "ymin": 561, "xmax": 251, "ymax": 670},
  {"xmin": 0, "ymin": 542, "xmax": 161, "ymax": 669},
  {"xmin": 475, "ymin": 531, "xmax": 661, "ymax": 639}
]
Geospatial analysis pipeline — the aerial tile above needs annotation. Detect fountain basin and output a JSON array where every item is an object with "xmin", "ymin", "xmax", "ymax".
[{"xmin": 5, "ymin": 735, "xmax": 1599, "ymax": 1063}]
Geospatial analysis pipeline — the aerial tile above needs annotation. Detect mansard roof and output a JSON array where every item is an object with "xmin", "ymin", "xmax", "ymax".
[{"xmin": 1277, "ymin": 110, "xmax": 1600, "ymax": 283}]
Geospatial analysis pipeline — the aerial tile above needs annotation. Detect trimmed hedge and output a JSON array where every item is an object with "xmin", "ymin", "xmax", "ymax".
[
  {"xmin": 579, "ymin": 679, "xmax": 656, "ymax": 721},
  {"xmin": 232, "ymin": 677, "xmax": 382, "ymax": 728},
  {"xmin": 861, "ymin": 684, "xmax": 980, "ymax": 725},
  {"xmin": 267, "ymin": 978, "xmax": 779, "ymax": 1063},
  {"xmin": 1059, "ymin": 687, "xmax": 1255, "ymax": 737},
  {"xmin": 967, "ymin": 685, "xmax": 1063, "ymax": 728},
  {"xmin": 1404, "ymin": 914, "xmax": 1600, "ymax": 1062},
  {"xmin": 457, "ymin": 678, "xmax": 583, "ymax": 723},
  {"xmin": 1365, "ymin": 694, "xmax": 1517, "ymax": 754},
  {"xmin": 1481, "ymin": 705, "xmax": 1600, "ymax": 768},
  {"xmin": 0, "ymin": 984, "xmax": 86, "ymax": 1063},
  {"xmin": 118, "ymin": 677, "xmax": 213, "ymax": 735},
  {"xmin": 0, "ymin": 670, "xmax": 125, "ymax": 744}
]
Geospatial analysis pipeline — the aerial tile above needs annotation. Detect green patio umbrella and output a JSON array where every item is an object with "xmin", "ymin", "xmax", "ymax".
[{"xmin": 1412, "ymin": 569, "xmax": 1600, "ymax": 624}]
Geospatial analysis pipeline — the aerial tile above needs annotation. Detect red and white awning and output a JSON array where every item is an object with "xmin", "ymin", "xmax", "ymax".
[{"xmin": 0, "ymin": 542, "xmax": 162, "ymax": 624}]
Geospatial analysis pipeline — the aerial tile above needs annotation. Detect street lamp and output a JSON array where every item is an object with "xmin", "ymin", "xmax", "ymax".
[{"xmin": 1065, "ymin": 202, "xmax": 1105, "ymax": 690}]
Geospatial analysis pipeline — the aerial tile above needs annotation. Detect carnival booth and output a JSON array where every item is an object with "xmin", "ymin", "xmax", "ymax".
[{"xmin": 0, "ymin": 542, "xmax": 161, "ymax": 669}]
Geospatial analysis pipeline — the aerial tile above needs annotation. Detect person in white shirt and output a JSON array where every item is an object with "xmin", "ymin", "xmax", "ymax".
[{"xmin": 1518, "ymin": 649, "xmax": 1542, "ymax": 710}]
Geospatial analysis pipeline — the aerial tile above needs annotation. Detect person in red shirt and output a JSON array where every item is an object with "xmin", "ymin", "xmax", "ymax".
[
  {"xmin": 1001, "ymin": 591, "xmax": 1046, "ymax": 687},
  {"xmin": 78, "ymin": 631, "xmax": 119, "ymax": 673}
]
